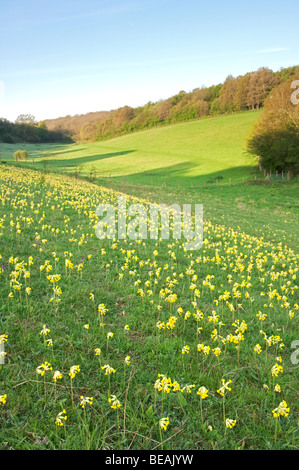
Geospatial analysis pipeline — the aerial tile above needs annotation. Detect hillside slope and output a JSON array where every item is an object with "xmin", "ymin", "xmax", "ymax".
[{"xmin": 33, "ymin": 110, "xmax": 262, "ymax": 186}]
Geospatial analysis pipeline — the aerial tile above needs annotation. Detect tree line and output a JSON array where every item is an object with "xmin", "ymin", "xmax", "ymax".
[
  {"xmin": 43, "ymin": 65, "xmax": 298, "ymax": 142},
  {"xmin": 0, "ymin": 114, "xmax": 72, "ymax": 143},
  {"xmin": 247, "ymin": 72, "xmax": 299, "ymax": 175},
  {"xmin": 1, "ymin": 65, "xmax": 298, "ymax": 174}
]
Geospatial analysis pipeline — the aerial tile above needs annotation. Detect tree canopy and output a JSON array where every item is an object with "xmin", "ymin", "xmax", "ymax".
[{"xmin": 246, "ymin": 73, "xmax": 299, "ymax": 174}]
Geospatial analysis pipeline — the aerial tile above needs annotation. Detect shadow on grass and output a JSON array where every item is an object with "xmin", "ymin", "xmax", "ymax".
[
  {"xmin": 101, "ymin": 162, "xmax": 259, "ymax": 188},
  {"xmin": 37, "ymin": 150, "xmax": 136, "ymax": 168}
]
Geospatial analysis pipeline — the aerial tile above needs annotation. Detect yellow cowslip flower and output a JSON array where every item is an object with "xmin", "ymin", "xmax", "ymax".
[
  {"xmin": 89, "ymin": 293, "xmax": 95, "ymax": 301},
  {"xmin": 217, "ymin": 379, "xmax": 232, "ymax": 397},
  {"xmin": 83, "ymin": 324, "xmax": 89, "ymax": 330},
  {"xmin": 108, "ymin": 394, "xmax": 121, "ymax": 409},
  {"xmin": 0, "ymin": 394, "xmax": 7, "ymax": 405},
  {"xmin": 182, "ymin": 345, "xmax": 190, "ymax": 355},
  {"xmin": 181, "ymin": 384, "xmax": 195, "ymax": 394},
  {"xmin": 55, "ymin": 409, "xmax": 67, "ymax": 426},
  {"xmin": 0, "ymin": 334, "xmax": 8, "ymax": 344},
  {"xmin": 69, "ymin": 365, "xmax": 80, "ymax": 379},
  {"xmin": 46, "ymin": 274, "xmax": 61, "ymax": 283},
  {"xmin": 184, "ymin": 311, "xmax": 192, "ymax": 320},
  {"xmin": 36, "ymin": 362, "xmax": 52, "ymax": 377},
  {"xmin": 156, "ymin": 321, "xmax": 165, "ymax": 330},
  {"xmin": 25, "ymin": 286, "xmax": 31, "ymax": 295},
  {"xmin": 107, "ymin": 332, "xmax": 114, "ymax": 339},
  {"xmin": 225, "ymin": 418, "xmax": 236, "ymax": 429},
  {"xmin": 254, "ymin": 344, "xmax": 262, "ymax": 355},
  {"xmin": 53, "ymin": 371, "xmax": 63, "ymax": 382},
  {"xmin": 101, "ymin": 364, "xmax": 116, "ymax": 375},
  {"xmin": 212, "ymin": 347, "xmax": 221, "ymax": 357},
  {"xmin": 208, "ymin": 311, "xmax": 219, "ymax": 323},
  {"xmin": 289, "ymin": 310, "xmax": 294, "ymax": 319},
  {"xmin": 154, "ymin": 374, "xmax": 172, "ymax": 394},
  {"xmin": 272, "ymin": 400, "xmax": 290, "ymax": 418},
  {"xmin": 159, "ymin": 417, "xmax": 170, "ymax": 430},
  {"xmin": 166, "ymin": 316, "xmax": 177, "ymax": 329},
  {"xmin": 172, "ymin": 380, "xmax": 181, "ymax": 392},
  {"xmin": 274, "ymin": 384, "xmax": 281, "ymax": 393},
  {"xmin": 197, "ymin": 386, "xmax": 209, "ymax": 399},
  {"xmin": 80, "ymin": 396, "xmax": 93, "ymax": 409},
  {"xmin": 271, "ymin": 363, "xmax": 283, "ymax": 377},
  {"xmin": 256, "ymin": 311, "xmax": 267, "ymax": 321},
  {"xmin": 124, "ymin": 324, "xmax": 130, "ymax": 331},
  {"xmin": 40, "ymin": 324, "xmax": 50, "ymax": 336},
  {"xmin": 124, "ymin": 355, "xmax": 131, "ymax": 365},
  {"xmin": 94, "ymin": 348, "xmax": 101, "ymax": 356},
  {"xmin": 46, "ymin": 338, "xmax": 53, "ymax": 348},
  {"xmin": 98, "ymin": 303, "xmax": 108, "ymax": 316}
]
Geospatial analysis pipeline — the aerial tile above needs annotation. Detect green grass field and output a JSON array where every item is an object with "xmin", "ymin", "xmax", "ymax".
[
  {"xmin": 0, "ymin": 110, "xmax": 298, "ymax": 450},
  {"xmin": 0, "ymin": 111, "xmax": 262, "ymax": 187},
  {"xmin": 1, "ymin": 109, "xmax": 298, "ymax": 252}
]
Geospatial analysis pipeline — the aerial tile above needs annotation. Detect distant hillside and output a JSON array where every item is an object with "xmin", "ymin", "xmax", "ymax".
[
  {"xmin": 43, "ymin": 110, "xmax": 112, "ymax": 138},
  {"xmin": 28, "ymin": 110, "xmax": 262, "ymax": 187},
  {"xmin": 42, "ymin": 65, "xmax": 298, "ymax": 143}
]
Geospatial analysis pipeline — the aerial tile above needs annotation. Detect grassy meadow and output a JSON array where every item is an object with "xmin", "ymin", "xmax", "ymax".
[
  {"xmin": 0, "ymin": 111, "xmax": 262, "ymax": 187},
  {"xmin": 0, "ymin": 112, "xmax": 298, "ymax": 450}
]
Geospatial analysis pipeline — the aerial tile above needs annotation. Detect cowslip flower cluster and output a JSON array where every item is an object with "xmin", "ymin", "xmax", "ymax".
[
  {"xmin": 271, "ymin": 363, "xmax": 283, "ymax": 377},
  {"xmin": 108, "ymin": 395, "xmax": 122, "ymax": 409},
  {"xmin": 272, "ymin": 400, "xmax": 290, "ymax": 418},
  {"xmin": 69, "ymin": 365, "xmax": 80, "ymax": 379},
  {"xmin": 101, "ymin": 364, "xmax": 116, "ymax": 375},
  {"xmin": 197, "ymin": 386, "xmax": 209, "ymax": 399},
  {"xmin": 159, "ymin": 416, "xmax": 170, "ymax": 430},
  {"xmin": 217, "ymin": 379, "xmax": 232, "ymax": 397},
  {"xmin": 36, "ymin": 362, "xmax": 52, "ymax": 376},
  {"xmin": 226, "ymin": 418, "xmax": 236, "ymax": 429},
  {"xmin": 0, "ymin": 394, "xmax": 7, "ymax": 405},
  {"xmin": 55, "ymin": 409, "xmax": 67, "ymax": 426},
  {"xmin": 80, "ymin": 396, "xmax": 93, "ymax": 409}
]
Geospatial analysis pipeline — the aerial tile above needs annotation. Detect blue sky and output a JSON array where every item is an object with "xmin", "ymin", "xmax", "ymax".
[{"xmin": 0, "ymin": 0, "xmax": 298, "ymax": 121}]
